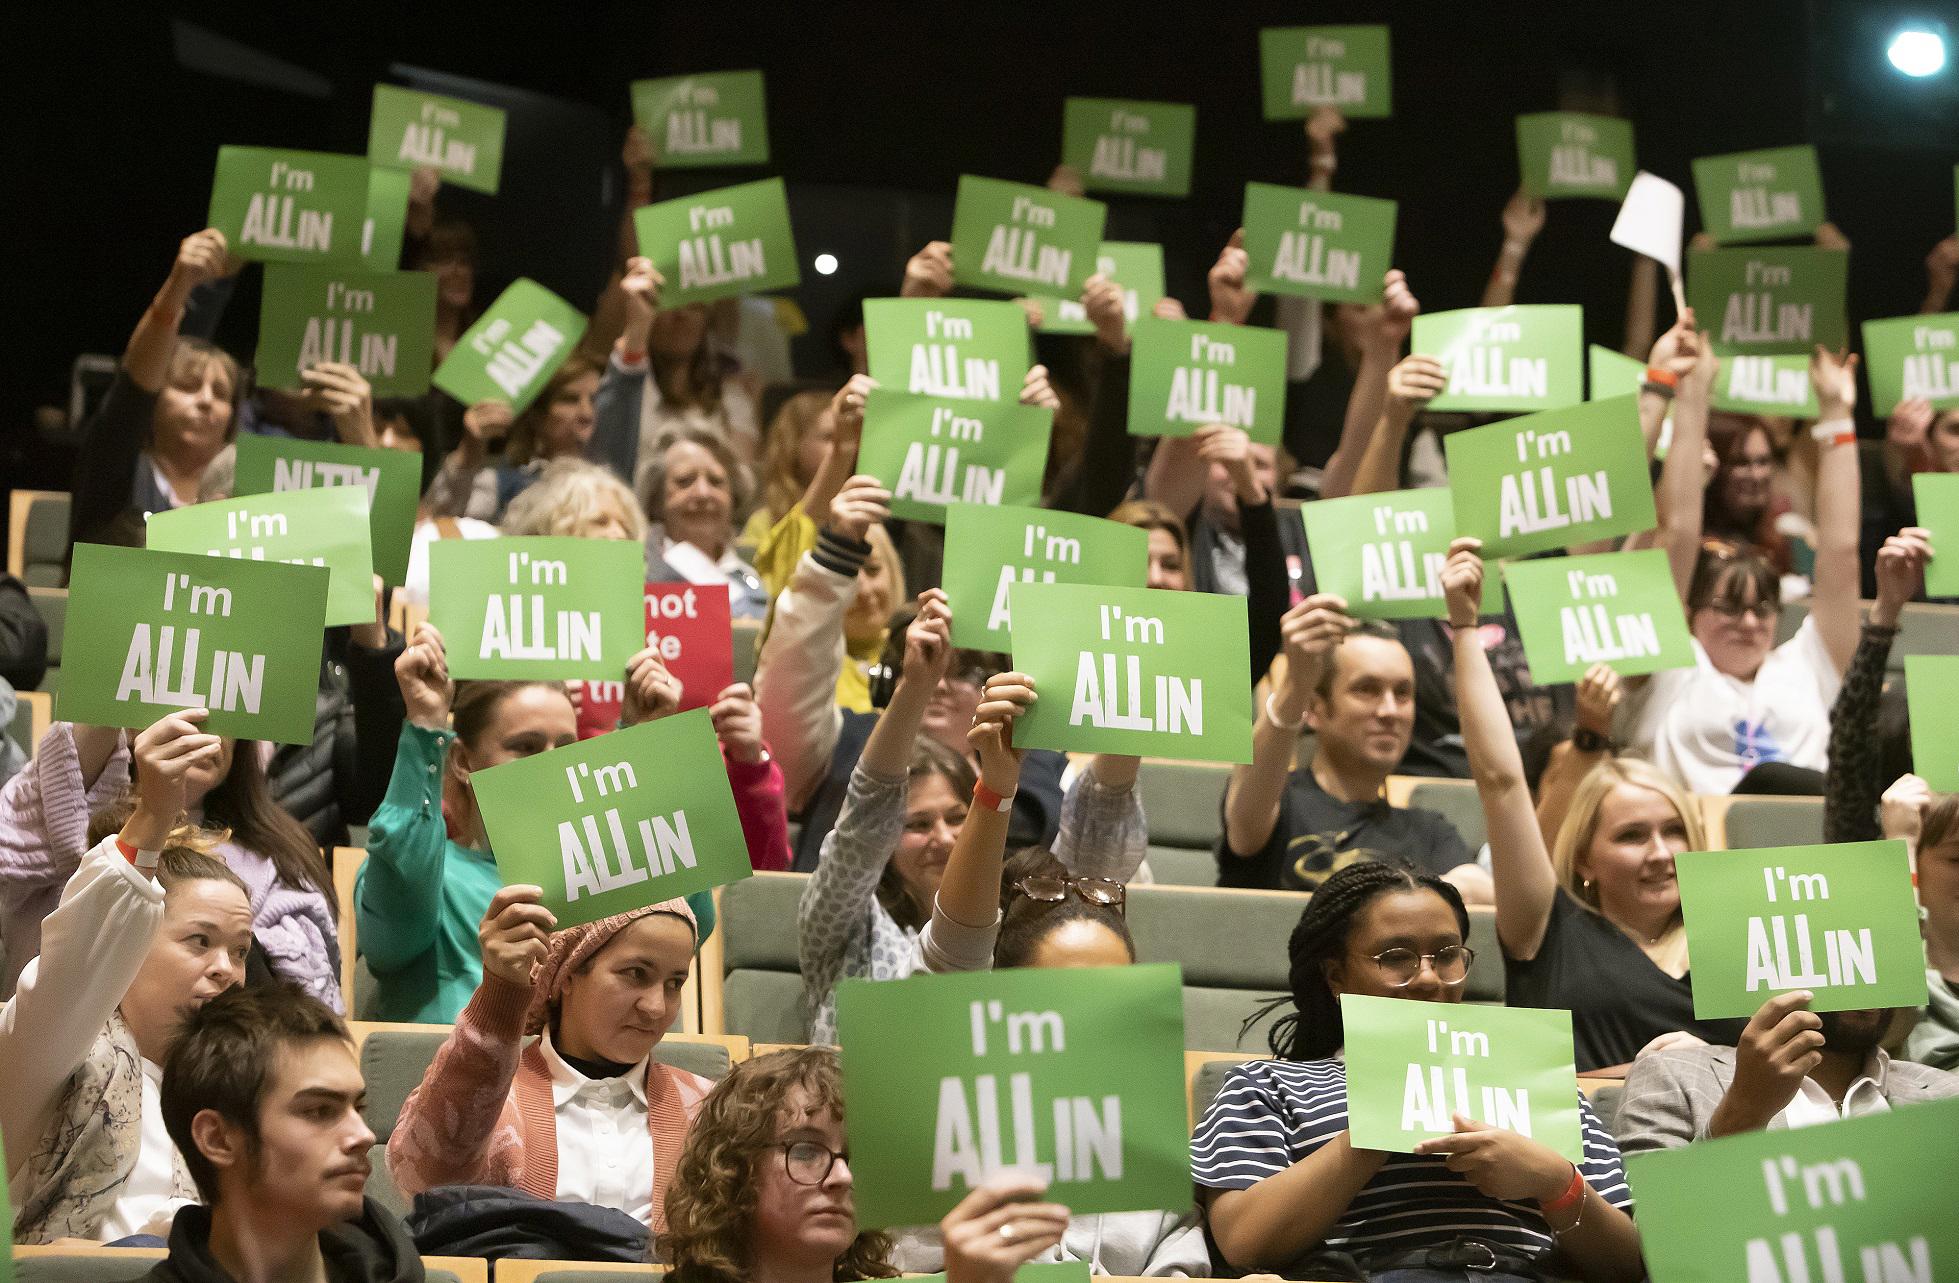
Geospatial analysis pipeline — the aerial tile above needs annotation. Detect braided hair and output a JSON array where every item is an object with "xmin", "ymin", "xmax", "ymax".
[{"xmin": 1254, "ymin": 858, "xmax": 1469, "ymax": 1062}]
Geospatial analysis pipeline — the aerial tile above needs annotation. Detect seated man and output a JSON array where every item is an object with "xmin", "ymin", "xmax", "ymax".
[
  {"xmin": 153, "ymin": 984, "xmax": 418, "ymax": 1283},
  {"xmin": 1616, "ymin": 991, "xmax": 1959, "ymax": 1152},
  {"xmin": 1219, "ymin": 595, "xmax": 1489, "ymax": 899}
]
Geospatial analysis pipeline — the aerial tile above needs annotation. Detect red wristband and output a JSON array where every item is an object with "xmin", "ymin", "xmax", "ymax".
[
  {"xmin": 1539, "ymin": 1163, "xmax": 1586, "ymax": 1215},
  {"xmin": 973, "ymin": 780, "xmax": 1015, "ymax": 814},
  {"xmin": 1643, "ymin": 366, "xmax": 1679, "ymax": 388},
  {"xmin": 618, "ymin": 346, "xmax": 646, "ymax": 366},
  {"xmin": 116, "ymin": 837, "xmax": 140, "ymax": 865}
]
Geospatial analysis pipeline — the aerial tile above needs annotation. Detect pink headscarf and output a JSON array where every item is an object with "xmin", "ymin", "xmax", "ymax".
[{"xmin": 522, "ymin": 897, "xmax": 698, "ymax": 1036}]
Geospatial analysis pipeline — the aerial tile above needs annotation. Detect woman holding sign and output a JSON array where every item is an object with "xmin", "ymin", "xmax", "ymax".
[{"xmin": 426, "ymin": 358, "xmax": 605, "ymax": 524}]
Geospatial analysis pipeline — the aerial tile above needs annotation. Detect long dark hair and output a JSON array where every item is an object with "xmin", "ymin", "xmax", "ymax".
[
  {"xmin": 874, "ymin": 737, "xmax": 976, "ymax": 932},
  {"xmin": 202, "ymin": 743, "xmax": 336, "ymax": 917},
  {"xmin": 1259, "ymin": 859, "xmax": 1468, "ymax": 1061}
]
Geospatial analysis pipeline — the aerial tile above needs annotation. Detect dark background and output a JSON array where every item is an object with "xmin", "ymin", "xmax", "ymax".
[{"xmin": 9, "ymin": 0, "xmax": 1959, "ymax": 509}]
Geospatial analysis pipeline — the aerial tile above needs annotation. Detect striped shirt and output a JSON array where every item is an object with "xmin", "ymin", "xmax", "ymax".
[{"xmin": 1191, "ymin": 1057, "xmax": 1632, "ymax": 1267}]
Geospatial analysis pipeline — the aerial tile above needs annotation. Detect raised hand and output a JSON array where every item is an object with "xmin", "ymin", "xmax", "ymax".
[
  {"xmin": 898, "ymin": 589, "xmax": 955, "ymax": 694},
  {"xmin": 620, "ymin": 256, "xmax": 664, "ymax": 344},
  {"xmin": 1647, "ymin": 308, "xmax": 1701, "ymax": 382},
  {"xmin": 1440, "ymin": 537, "xmax": 1485, "ymax": 628},
  {"xmin": 1208, "ymin": 229, "xmax": 1255, "ymax": 326},
  {"xmin": 171, "ymin": 228, "xmax": 235, "ymax": 293},
  {"xmin": 1020, "ymin": 364, "xmax": 1060, "ymax": 412},
  {"xmin": 830, "ymin": 374, "xmax": 875, "ymax": 452},
  {"xmin": 827, "ymin": 474, "xmax": 892, "ymax": 543},
  {"xmin": 1082, "ymin": 273, "xmax": 1130, "ymax": 354},
  {"xmin": 1151, "ymin": 295, "xmax": 1188, "ymax": 321},
  {"xmin": 477, "ymin": 884, "xmax": 557, "ymax": 988},
  {"xmin": 1352, "ymin": 268, "xmax": 1419, "ymax": 352},
  {"xmin": 1280, "ymin": 593, "xmax": 1356, "ymax": 671},
  {"xmin": 1710, "ymin": 991, "xmax": 1825, "ymax": 1136},
  {"xmin": 1873, "ymin": 527, "xmax": 1932, "ymax": 627},
  {"xmin": 621, "ymin": 646, "xmax": 684, "ymax": 727},
  {"xmin": 1194, "ymin": 423, "xmax": 1266, "ymax": 506},
  {"xmin": 1809, "ymin": 345, "xmax": 1858, "ymax": 419},
  {"xmin": 968, "ymin": 672, "xmax": 1035, "ymax": 795},
  {"xmin": 708, "ymin": 682, "xmax": 766, "ymax": 763},
  {"xmin": 1574, "ymin": 663, "xmax": 1622, "ymax": 740},
  {"xmin": 1386, "ymin": 354, "xmax": 1446, "ymax": 419},
  {"xmin": 902, "ymin": 241, "xmax": 955, "ymax": 299},
  {"xmin": 130, "ymin": 709, "xmax": 225, "ymax": 832},
  {"xmin": 1500, "ymin": 189, "xmax": 1547, "ymax": 245},
  {"xmin": 1881, "ymin": 773, "xmax": 1932, "ymax": 844},
  {"xmin": 462, "ymin": 400, "xmax": 514, "ymax": 449},
  {"xmin": 940, "ymin": 1178, "xmax": 1072, "ymax": 1283},
  {"xmin": 300, "ymin": 362, "xmax": 376, "ymax": 445},
  {"xmin": 1046, "ymin": 163, "xmax": 1085, "ymax": 198},
  {"xmin": 397, "ymin": 623, "xmax": 453, "ymax": 731},
  {"xmin": 1887, "ymin": 398, "xmax": 1933, "ymax": 461}
]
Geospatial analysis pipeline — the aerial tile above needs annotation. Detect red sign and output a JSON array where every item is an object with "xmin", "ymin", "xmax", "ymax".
[{"xmin": 574, "ymin": 583, "xmax": 736, "ymax": 739}]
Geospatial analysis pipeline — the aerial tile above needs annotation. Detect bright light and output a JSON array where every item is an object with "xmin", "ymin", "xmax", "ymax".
[
  {"xmin": 1888, "ymin": 26, "xmax": 1948, "ymax": 77},
  {"xmin": 813, "ymin": 253, "xmax": 839, "ymax": 275}
]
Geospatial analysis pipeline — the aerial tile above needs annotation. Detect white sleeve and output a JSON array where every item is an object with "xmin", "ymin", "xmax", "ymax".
[
  {"xmin": 1782, "ymin": 615, "xmax": 1843, "ymax": 709},
  {"xmin": 754, "ymin": 552, "xmax": 855, "ymax": 812}
]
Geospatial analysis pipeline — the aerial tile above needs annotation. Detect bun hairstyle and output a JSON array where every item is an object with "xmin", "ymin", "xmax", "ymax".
[{"xmin": 992, "ymin": 846, "xmax": 1134, "ymax": 970}]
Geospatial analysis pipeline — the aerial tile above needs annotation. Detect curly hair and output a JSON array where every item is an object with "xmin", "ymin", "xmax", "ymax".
[
  {"xmin": 661, "ymin": 1048, "xmax": 896, "ymax": 1283},
  {"xmin": 501, "ymin": 456, "xmax": 647, "ymax": 542}
]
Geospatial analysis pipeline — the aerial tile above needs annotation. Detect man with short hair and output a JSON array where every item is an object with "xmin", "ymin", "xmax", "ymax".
[
  {"xmin": 1219, "ymin": 593, "xmax": 1488, "ymax": 897},
  {"xmin": 152, "ymin": 985, "xmax": 419, "ymax": 1283}
]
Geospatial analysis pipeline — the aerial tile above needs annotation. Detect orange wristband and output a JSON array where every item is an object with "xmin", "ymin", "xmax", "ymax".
[
  {"xmin": 1539, "ymin": 1163, "xmax": 1586, "ymax": 1215},
  {"xmin": 1643, "ymin": 366, "xmax": 1679, "ymax": 388},
  {"xmin": 973, "ymin": 780, "xmax": 1015, "ymax": 814}
]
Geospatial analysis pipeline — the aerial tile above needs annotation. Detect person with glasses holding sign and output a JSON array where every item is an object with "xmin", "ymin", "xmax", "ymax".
[{"xmin": 1192, "ymin": 859, "xmax": 1641, "ymax": 1281}]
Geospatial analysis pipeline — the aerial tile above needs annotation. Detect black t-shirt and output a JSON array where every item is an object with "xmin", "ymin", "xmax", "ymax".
[
  {"xmin": 1504, "ymin": 888, "xmax": 1746, "ymax": 1072},
  {"xmin": 1215, "ymin": 767, "xmax": 1475, "ymax": 891}
]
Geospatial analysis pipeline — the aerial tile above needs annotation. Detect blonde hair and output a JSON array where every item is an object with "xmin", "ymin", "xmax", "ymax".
[
  {"xmin": 758, "ymin": 389, "xmax": 832, "ymax": 524},
  {"xmin": 1551, "ymin": 757, "xmax": 1701, "ymax": 973},
  {"xmin": 857, "ymin": 524, "xmax": 906, "ymax": 618},
  {"xmin": 501, "ymin": 458, "xmax": 647, "ymax": 542},
  {"xmin": 157, "ymin": 339, "xmax": 243, "ymax": 444}
]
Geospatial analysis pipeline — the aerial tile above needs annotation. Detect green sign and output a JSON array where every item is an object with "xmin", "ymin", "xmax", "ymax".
[
  {"xmin": 914, "ymin": 1268, "xmax": 1085, "ymax": 1283},
  {"xmin": 1341, "ymin": 994, "xmax": 1583, "ymax": 1161},
  {"xmin": 1126, "ymin": 315, "xmax": 1289, "ymax": 445},
  {"xmin": 1258, "ymin": 26, "xmax": 1392, "ymax": 119},
  {"xmin": 1241, "ymin": 182, "xmax": 1397, "ymax": 304},
  {"xmin": 232, "ymin": 434, "xmax": 422, "ymax": 586},
  {"xmin": 1588, "ymin": 344, "xmax": 1646, "ymax": 401},
  {"xmin": 1628, "ymin": 1096, "xmax": 1959, "ymax": 1283},
  {"xmin": 208, "ymin": 147, "xmax": 369, "ymax": 265},
  {"xmin": 1906, "ymin": 655, "xmax": 1959, "ymax": 792},
  {"xmin": 1444, "ymin": 395, "xmax": 1657, "ymax": 558},
  {"xmin": 863, "ymin": 298, "xmax": 1031, "ymax": 402},
  {"xmin": 432, "ymin": 278, "xmax": 586, "ymax": 414},
  {"xmin": 1060, "ymin": 98, "xmax": 1195, "ymax": 198},
  {"xmin": 1, "ymin": 1133, "xmax": 13, "ymax": 1283},
  {"xmin": 1692, "ymin": 145, "xmax": 1826, "ymax": 245},
  {"xmin": 1412, "ymin": 305, "xmax": 1584, "ymax": 414},
  {"xmin": 856, "ymin": 389, "xmax": 1052, "ymax": 525},
  {"xmin": 146, "ymin": 487, "xmax": 375, "ymax": 628},
  {"xmin": 472, "ymin": 711, "xmax": 751, "ymax": 931},
  {"xmin": 629, "ymin": 71, "xmax": 769, "ymax": 168},
  {"xmin": 256, "ymin": 264, "xmax": 437, "ymax": 397},
  {"xmin": 367, "ymin": 85, "xmax": 505, "ymax": 195},
  {"xmin": 362, "ymin": 166, "xmax": 411, "ymax": 271},
  {"xmin": 1515, "ymin": 113, "xmax": 1634, "ymax": 200},
  {"xmin": 836, "ymin": 963, "xmax": 1189, "ymax": 1227},
  {"xmin": 950, "ymin": 176, "xmax": 1108, "ymax": 298},
  {"xmin": 1301, "ymin": 488, "xmax": 1465, "ymax": 621},
  {"xmin": 1916, "ymin": 473, "xmax": 1959, "ymax": 598},
  {"xmin": 1863, "ymin": 313, "xmax": 1959, "ymax": 415},
  {"xmin": 427, "ymin": 537, "xmax": 647, "ymax": 681},
  {"xmin": 633, "ymin": 177, "xmax": 800, "ymax": 306},
  {"xmin": 57, "ymin": 544, "xmax": 327, "ymax": 745},
  {"xmin": 943, "ymin": 505, "xmax": 1149, "ymax": 650},
  {"xmin": 1029, "ymin": 241, "xmax": 1166, "ymax": 337},
  {"xmin": 1713, "ymin": 353, "xmax": 1820, "ymax": 417},
  {"xmin": 1676, "ymin": 840, "xmax": 1928, "ymax": 1020},
  {"xmin": 1008, "ymin": 582, "xmax": 1252, "ymax": 763},
  {"xmin": 1688, "ymin": 246, "xmax": 1849, "ymax": 355},
  {"xmin": 1501, "ymin": 549, "xmax": 1693, "ymax": 684}
]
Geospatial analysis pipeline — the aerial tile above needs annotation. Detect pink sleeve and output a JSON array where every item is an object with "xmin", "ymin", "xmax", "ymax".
[
  {"xmin": 724, "ymin": 745, "xmax": 791, "ymax": 872},
  {"xmin": 386, "ymin": 975, "xmax": 529, "ymax": 1196},
  {"xmin": 0, "ymin": 723, "xmax": 129, "ymax": 890}
]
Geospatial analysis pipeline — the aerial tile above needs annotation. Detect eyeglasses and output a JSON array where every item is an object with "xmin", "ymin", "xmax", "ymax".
[
  {"xmin": 1702, "ymin": 599, "xmax": 1777, "ymax": 622},
  {"xmin": 1011, "ymin": 875, "xmax": 1126, "ymax": 912},
  {"xmin": 772, "ymin": 1140, "xmax": 848, "ymax": 1186},
  {"xmin": 1367, "ymin": 945, "xmax": 1475, "ymax": 987}
]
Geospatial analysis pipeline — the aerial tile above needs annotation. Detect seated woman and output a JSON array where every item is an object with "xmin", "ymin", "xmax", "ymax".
[
  {"xmin": 425, "ymin": 357, "xmax": 604, "ymax": 524},
  {"xmin": 1191, "ymin": 860, "xmax": 1642, "ymax": 1281},
  {"xmin": 641, "ymin": 425, "xmax": 769, "ymax": 621},
  {"xmin": 387, "ymin": 890, "xmax": 709, "ymax": 1229},
  {"xmin": 3, "ymin": 713, "xmax": 254, "ymax": 1243}
]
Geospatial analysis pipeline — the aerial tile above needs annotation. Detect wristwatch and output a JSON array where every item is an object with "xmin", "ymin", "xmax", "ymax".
[{"xmin": 1572, "ymin": 727, "xmax": 1613, "ymax": 754}]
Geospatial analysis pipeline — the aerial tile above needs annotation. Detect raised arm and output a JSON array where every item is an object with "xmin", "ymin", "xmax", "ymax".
[
  {"xmin": 1806, "ymin": 345, "xmax": 1864, "ymax": 674},
  {"xmin": 1824, "ymin": 530, "xmax": 1928, "ymax": 842},
  {"xmin": 1223, "ymin": 595, "xmax": 1350, "ymax": 860},
  {"xmin": 1480, "ymin": 191, "xmax": 1545, "ymax": 310},
  {"xmin": 1654, "ymin": 316, "xmax": 1714, "ymax": 602},
  {"xmin": 357, "ymin": 624, "xmax": 456, "ymax": 974},
  {"xmin": 1535, "ymin": 664, "xmax": 1620, "ymax": 847},
  {"xmin": 126, "ymin": 229, "xmax": 231, "ymax": 392},
  {"xmin": 1047, "ymin": 277, "xmax": 1140, "ymax": 516},
  {"xmin": 1348, "ymin": 353, "xmax": 1444, "ymax": 498},
  {"xmin": 1320, "ymin": 270, "xmax": 1418, "ymax": 501},
  {"xmin": 586, "ymin": 257, "xmax": 660, "ymax": 485},
  {"xmin": 1195, "ymin": 425, "xmax": 1285, "ymax": 678},
  {"xmin": 931, "ymin": 672, "xmax": 1035, "ymax": 938}
]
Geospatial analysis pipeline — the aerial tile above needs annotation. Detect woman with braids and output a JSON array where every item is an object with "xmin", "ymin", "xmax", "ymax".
[{"xmin": 1190, "ymin": 860, "xmax": 1642, "ymax": 1282}]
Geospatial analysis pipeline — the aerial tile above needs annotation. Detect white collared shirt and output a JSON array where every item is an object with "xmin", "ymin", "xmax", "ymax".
[
  {"xmin": 1773, "ymin": 1049, "xmax": 1892, "ymax": 1130},
  {"xmin": 539, "ymin": 1028, "xmax": 655, "ymax": 1225}
]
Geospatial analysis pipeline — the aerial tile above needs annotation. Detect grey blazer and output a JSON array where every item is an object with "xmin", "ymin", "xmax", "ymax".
[{"xmin": 1616, "ymin": 1045, "xmax": 1959, "ymax": 1155}]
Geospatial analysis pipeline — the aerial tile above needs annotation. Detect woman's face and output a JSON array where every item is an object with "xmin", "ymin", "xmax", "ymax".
[
  {"xmin": 891, "ymin": 773, "xmax": 965, "ymax": 914},
  {"xmin": 750, "ymin": 1088, "xmax": 858, "ymax": 1270},
  {"xmin": 843, "ymin": 546, "xmax": 892, "ymax": 644},
  {"xmin": 651, "ymin": 303, "xmax": 709, "ymax": 358},
  {"xmin": 1579, "ymin": 783, "xmax": 1689, "ymax": 927},
  {"xmin": 121, "ymin": 877, "xmax": 253, "ymax": 1058},
  {"xmin": 662, "ymin": 441, "xmax": 735, "ymax": 555},
  {"xmin": 1717, "ymin": 424, "xmax": 1775, "ymax": 516},
  {"xmin": 570, "ymin": 495, "xmax": 638, "ymax": 543},
  {"xmin": 1916, "ymin": 837, "xmax": 1959, "ymax": 941},
  {"xmin": 1145, "ymin": 527, "xmax": 1189, "ymax": 591},
  {"xmin": 154, "ymin": 358, "xmax": 234, "ymax": 464},
  {"xmin": 1323, "ymin": 889, "xmax": 1464, "ymax": 1006},
  {"xmin": 1691, "ymin": 572, "xmax": 1778, "ymax": 680},
  {"xmin": 1930, "ymin": 411, "xmax": 1959, "ymax": 474},
  {"xmin": 555, "ymin": 913, "xmax": 696, "ymax": 1066},
  {"xmin": 425, "ymin": 254, "xmax": 475, "ymax": 311},
  {"xmin": 1023, "ymin": 918, "xmax": 1133, "ymax": 969},
  {"xmin": 796, "ymin": 407, "xmax": 838, "ymax": 487},
  {"xmin": 537, "ymin": 371, "xmax": 600, "ymax": 459},
  {"xmin": 457, "ymin": 686, "xmax": 579, "ymax": 779}
]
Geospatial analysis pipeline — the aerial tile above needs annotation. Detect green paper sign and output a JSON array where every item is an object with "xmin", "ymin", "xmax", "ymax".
[
  {"xmin": 1444, "ymin": 395, "xmax": 1657, "ymax": 559},
  {"xmin": 914, "ymin": 1268, "xmax": 1085, "ymax": 1283},
  {"xmin": 208, "ymin": 147, "xmax": 369, "ymax": 265},
  {"xmin": 1628, "ymin": 1096, "xmax": 1959, "ymax": 1283},
  {"xmin": 256, "ymin": 264, "xmax": 437, "ymax": 397},
  {"xmin": 1126, "ymin": 316, "xmax": 1289, "ymax": 445},
  {"xmin": 1862, "ymin": 313, "xmax": 1959, "ymax": 415},
  {"xmin": 836, "ymin": 963, "xmax": 1189, "ymax": 1227},
  {"xmin": 361, "ymin": 166, "xmax": 411, "ymax": 271},
  {"xmin": 1692, "ymin": 145, "xmax": 1826, "ymax": 245},
  {"xmin": 633, "ymin": 177, "xmax": 800, "ymax": 306},
  {"xmin": 1516, "ymin": 113, "xmax": 1634, "ymax": 200},
  {"xmin": 863, "ymin": 298, "xmax": 1031, "ymax": 402},
  {"xmin": 630, "ymin": 71, "xmax": 769, "ymax": 168},
  {"xmin": 1, "ymin": 1133, "xmax": 13, "ymax": 1283},
  {"xmin": 1060, "ymin": 98, "xmax": 1195, "ymax": 198},
  {"xmin": 1413, "ymin": 305, "xmax": 1584, "ymax": 413},
  {"xmin": 57, "ymin": 544, "xmax": 327, "ymax": 745},
  {"xmin": 1906, "ymin": 655, "xmax": 1959, "ymax": 792},
  {"xmin": 1713, "ymin": 353, "xmax": 1820, "ymax": 417},
  {"xmin": 432, "ymin": 278, "xmax": 586, "ymax": 414},
  {"xmin": 472, "ymin": 711, "xmax": 751, "ymax": 931},
  {"xmin": 1588, "ymin": 344, "xmax": 1646, "ymax": 401},
  {"xmin": 942, "ymin": 505, "xmax": 1149, "ymax": 651},
  {"xmin": 1301, "ymin": 488, "xmax": 1465, "ymax": 621},
  {"xmin": 146, "ymin": 487, "xmax": 375, "ymax": 628},
  {"xmin": 1241, "ymin": 182, "xmax": 1397, "ymax": 303},
  {"xmin": 427, "ymin": 537, "xmax": 647, "ymax": 681},
  {"xmin": 1915, "ymin": 473, "xmax": 1959, "ymax": 598},
  {"xmin": 1676, "ymin": 840, "xmax": 1928, "ymax": 1021},
  {"xmin": 1688, "ymin": 246, "xmax": 1849, "ymax": 355},
  {"xmin": 232, "ymin": 435, "xmax": 422, "ymax": 586},
  {"xmin": 1008, "ymin": 582, "xmax": 1252, "ymax": 763},
  {"xmin": 950, "ymin": 176, "xmax": 1108, "ymax": 298},
  {"xmin": 1029, "ymin": 241, "xmax": 1166, "ymax": 336},
  {"xmin": 1341, "ymin": 994, "xmax": 1583, "ymax": 1161},
  {"xmin": 856, "ymin": 389, "xmax": 1052, "ymax": 525},
  {"xmin": 367, "ymin": 85, "xmax": 506, "ymax": 195},
  {"xmin": 1501, "ymin": 549, "xmax": 1693, "ymax": 684},
  {"xmin": 1258, "ymin": 26, "xmax": 1392, "ymax": 119}
]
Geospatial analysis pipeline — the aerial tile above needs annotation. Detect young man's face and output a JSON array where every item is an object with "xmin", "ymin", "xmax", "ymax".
[{"xmin": 237, "ymin": 1038, "xmax": 375, "ymax": 1230}]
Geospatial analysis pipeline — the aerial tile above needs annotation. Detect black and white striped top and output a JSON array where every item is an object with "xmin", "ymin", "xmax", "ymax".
[{"xmin": 1191, "ymin": 1057, "xmax": 1632, "ymax": 1266}]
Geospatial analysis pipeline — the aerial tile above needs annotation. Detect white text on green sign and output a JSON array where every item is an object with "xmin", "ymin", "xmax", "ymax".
[
  {"xmin": 120, "ymin": 567, "xmax": 273, "ymax": 716},
  {"xmin": 1087, "ymin": 106, "xmax": 1170, "ymax": 187},
  {"xmin": 912, "ymin": 308, "xmax": 1005, "ymax": 400},
  {"xmin": 1069, "ymin": 601, "xmax": 1203, "ymax": 736},
  {"xmin": 241, "ymin": 158, "xmax": 350, "ymax": 256},
  {"xmin": 474, "ymin": 314, "xmax": 571, "ymax": 401},
  {"xmin": 483, "ymin": 547, "xmax": 601, "ymax": 664},
  {"xmin": 1270, "ymin": 193, "xmax": 1364, "ymax": 294},
  {"xmin": 558, "ymin": 750, "xmax": 701, "ymax": 904},
  {"xmin": 899, "ymin": 404, "xmax": 1011, "ymax": 508}
]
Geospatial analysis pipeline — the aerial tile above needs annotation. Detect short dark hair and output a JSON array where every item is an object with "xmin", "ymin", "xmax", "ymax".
[
  {"xmin": 161, "ymin": 984, "xmax": 350, "ymax": 1203},
  {"xmin": 1312, "ymin": 620, "xmax": 1407, "ymax": 703}
]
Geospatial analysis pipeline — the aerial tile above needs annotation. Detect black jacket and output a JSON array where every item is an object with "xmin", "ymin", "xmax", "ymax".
[
  {"xmin": 405, "ymin": 1185, "xmax": 648, "ymax": 1262},
  {"xmin": 145, "ymin": 1199, "xmax": 424, "ymax": 1283},
  {"xmin": 269, "ymin": 630, "xmax": 406, "ymax": 848},
  {"xmin": 0, "ymin": 573, "xmax": 48, "ymax": 692}
]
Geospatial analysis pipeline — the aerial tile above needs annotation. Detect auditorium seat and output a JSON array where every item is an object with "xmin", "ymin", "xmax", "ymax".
[
  {"xmin": 1705, "ymin": 795, "xmax": 1824, "ymax": 851},
  {"xmin": 11, "ymin": 1247, "xmax": 487, "ymax": 1283},
  {"xmin": 1400, "ymin": 777, "xmax": 1488, "ymax": 853},
  {"xmin": 7, "ymin": 489, "xmax": 70, "ymax": 589},
  {"xmin": 26, "ymin": 586, "xmax": 65, "ymax": 694},
  {"xmin": 702, "ymin": 873, "xmax": 809, "ymax": 1045},
  {"xmin": 7, "ymin": 688, "xmax": 51, "ymax": 761},
  {"xmin": 1144, "ymin": 843, "xmax": 1218, "ymax": 887},
  {"xmin": 1133, "ymin": 758, "xmax": 1230, "ymax": 850},
  {"xmin": 490, "ymin": 1261, "xmax": 660, "ymax": 1283}
]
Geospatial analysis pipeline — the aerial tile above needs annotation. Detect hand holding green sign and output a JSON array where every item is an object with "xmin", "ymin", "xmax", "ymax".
[
  {"xmin": 1126, "ymin": 316, "xmax": 1289, "ymax": 445},
  {"xmin": 1687, "ymin": 247, "xmax": 1849, "ymax": 355},
  {"xmin": 1060, "ymin": 98, "xmax": 1195, "ymax": 198},
  {"xmin": 942, "ymin": 505, "xmax": 1148, "ymax": 650},
  {"xmin": 634, "ymin": 177, "xmax": 800, "ymax": 306},
  {"xmin": 208, "ymin": 147, "xmax": 369, "ymax": 265},
  {"xmin": 856, "ymin": 389, "xmax": 1051, "ymax": 524},
  {"xmin": 1029, "ymin": 241, "xmax": 1165, "ymax": 337},
  {"xmin": 1445, "ymin": 395, "xmax": 1656, "ymax": 558},
  {"xmin": 630, "ymin": 71, "xmax": 769, "ymax": 168},
  {"xmin": 1588, "ymin": 344, "xmax": 1646, "ymax": 401},
  {"xmin": 432, "ymin": 279, "xmax": 587, "ymax": 414},
  {"xmin": 1501, "ymin": 549, "xmax": 1694, "ymax": 684},
  {"xmin": 1302, "ymin": 488, "xmax": 1465, "ymax": 621},
  {"xmin": 145, "ymin": 487, "xmax": 376, "ymax": 627},
  {"xmin": 1906, "ymin": 656, "xmax": 1959, "ymax": 792},
  {"xmin": 1241, "ymin": 182, "xmax": 1397, "ymax": 303},
  {"xmin": 950, "ymin": 176, "xmax": 1107, "ymax": 298},
  {"xmin": 836, "ymin": 964, "xmax": 1189, "ymax": 1227},
  {"xmin": 1515, "ymin": 114, "xmax": 1635, "ymax": 200},
  {"xmin": 428, "ymin": 537, "xmax": 647, "ymax": 680},
  {"xmin": 1692, "ymin": 145, "xmax": 1825, "ymax": 245},
  {"xmin": 1412, "ymin": 305, "xmax": 1583, "ymax": 413},
  {"xmin": 1258, "ymin": 26, "xmax": 1392, "ymax": 119},
  {"xmin": 863, "ymin": 298, "xmax": 1031, "ymax": 402},
  {"xmin": 1862, "ymin": 313, "xmax": 1959, "ymax": 414},
  {"xmin": 232, "ymin": 435, "xmax": 422, "ymax": 586},
  {"xmin": 256, "ymin": 264, "xmax": 436, "ymax": 397},
  {"xmin": 367, "ymin": 85, "xmax": 506, "ymax": 195}
]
